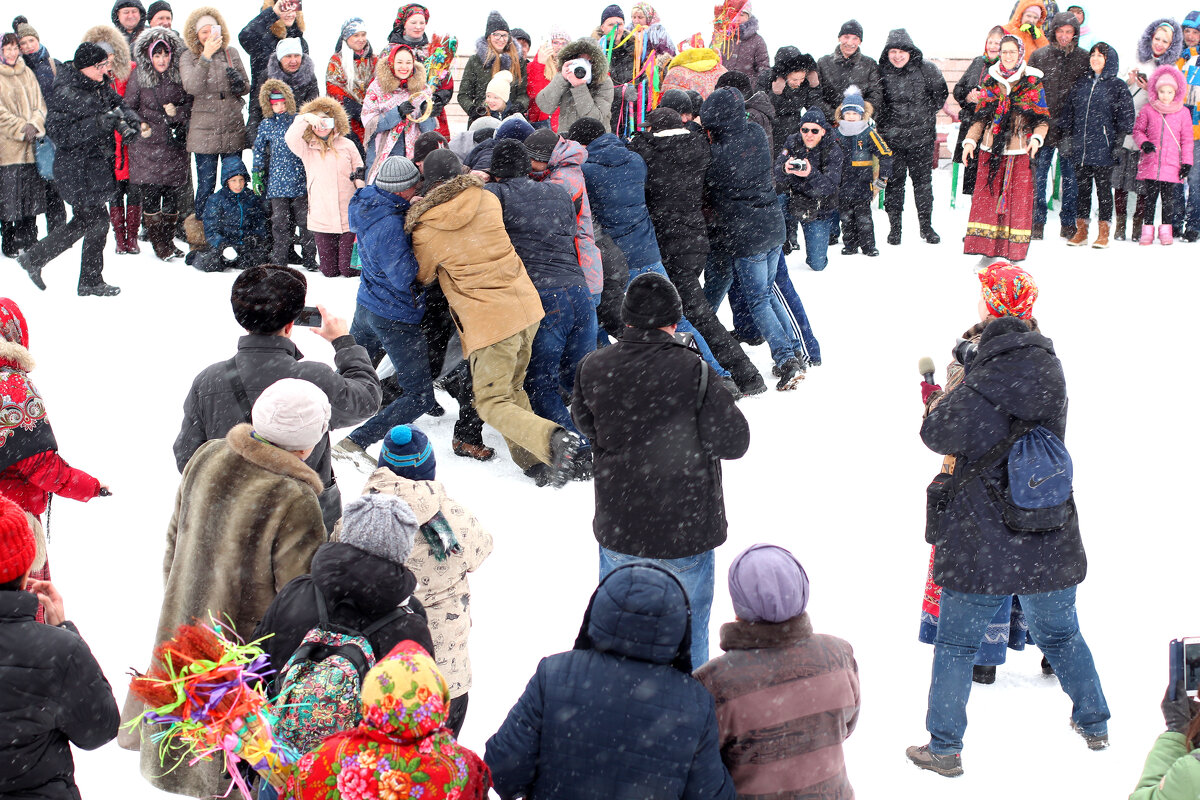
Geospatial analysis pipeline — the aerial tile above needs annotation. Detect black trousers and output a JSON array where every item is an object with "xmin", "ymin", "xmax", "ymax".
[
  {"xmin": 446, "ymin": 691, "xmax": 469, "ymax": 739},
  {"xmin": 839, "ymin": 200, "xmax": 877, "ymax": 250},
  {"xmin": 421, "ymin": 284, "xmax": 485, "ymax": 446},
  {"xmin": 885, "ymin": 141, "xmax": 935, "ymax": 231},
  {"xmin": 130, "ymin": 184, "xmax": 180, "ymax": 214},
  {"xmin": 661, "ymin": 249, "xmax": 760, "ymax": 386},
  {"xmin": 22, "ymin": 204, "xmax": 110, "ymax": 287},
  {"xmin": 1075, "ymin": 165, "xmax": 1114, "ymax": 221},
  {"xmin": 44, "ymin": 181, "xmax": 67, "ymax": 232},
  {"xmin": 594, "ymin": 228, "xmax": 630, "ymax": 340},
  {"xmin": 270, "ymin": 196, "xmax": 317, "ymax": 266},
  {"xmin": 1143, "ymin": 179, "xmax": 1176, "ymax": 224}
]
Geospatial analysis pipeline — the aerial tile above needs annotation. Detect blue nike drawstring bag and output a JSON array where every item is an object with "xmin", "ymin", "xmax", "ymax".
[{"xmin": 1008, "ymin": 426, "xmax": 1073, "ymax": 509}]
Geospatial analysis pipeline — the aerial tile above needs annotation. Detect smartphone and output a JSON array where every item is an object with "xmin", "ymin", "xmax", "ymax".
[
  {"xmin": 1169, "ymin": 638, "xmax": 1200, "ymax": 699},
  {"xmin": 295, "ymin": 306, "xmax": 322, "ymax": 327},
  {"xmin": 211, "ymin": 24, "xmax": 221, "ymax": 38}
]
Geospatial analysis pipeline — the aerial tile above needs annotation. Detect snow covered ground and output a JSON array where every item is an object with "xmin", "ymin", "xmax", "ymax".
[{"xmin": 7, "ymin": 0, "xmax": 1190, "ymax": 796}]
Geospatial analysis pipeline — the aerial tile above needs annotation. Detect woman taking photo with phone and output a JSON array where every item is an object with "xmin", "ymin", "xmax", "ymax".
[{"xmin": 1130, "ymin": 678, "xmax": 1200, "ymax": 798}]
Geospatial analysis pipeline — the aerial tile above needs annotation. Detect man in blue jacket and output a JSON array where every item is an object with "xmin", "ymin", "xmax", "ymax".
[
  {"xmin": 337, "ymin": 156, "xmax": 433, "ymax": 456},
  {"xmin": 485, "ymin": 562, "xmax": 736, "ymax": 800}
]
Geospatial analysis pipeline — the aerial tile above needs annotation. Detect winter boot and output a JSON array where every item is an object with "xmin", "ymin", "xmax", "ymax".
[
  {"xmin": 920, "ymin": 224, "xmax": 941, "ymax": 244},
  {"xmin": 1159, "ymin": 223, "xmax": 1174, "ymax": 245},
  {"xmin": 1113, "ymin": 213, "xmax": 1127, "ymax": 241},
  {"xmin": 1092, "ymin": 220, "xmax": 1110, "ymax": 248},
  {"xmin": 124, "ymin": 205, "xmax": 142, "ymax": 254},
  {"xmin": 1059, "ymin": 222, "xmax": 1076, "ymax": 239},
  {"xmin": 1066, "ymin": 219, "xmax": 1089, "ymax": 246},
  {"xmin": 161, "ymin": 213, "xmax": 185, "ymax": 258},
  {"xmin": 1139, "ymin": 224, "xmax": 1155, "ymax": 245},
  {"xmin": 1184, "ymin": 228, "xmax": 1200, "ymax": 242},
  {"xmin": 1070, "ymin": 720, "xmax": 1109, "ymax": 751},
  {"xmin": 545, "ymin": 429, "xmax": 582, "ymax": 488},
  {"xmin": 1031, "ymin": 222, "xmax": 1044, "ymax": 240},
  {"xmin": 77, "ymin": 281, "xmax": 121, "ymax": 297},
  {"xmin": 775, "ymin": 357, "xmax": 805, "ymax": 390},
  {"xmin": 452, "ymin": 439, "xmax": 496, "ymax": 461},
  {"xmin": 16, "ymin": 250, "xmax": 46, "ymax": 290},
  {"xmin": 109, "ymin": 205, "xmax": 128, "ymax": 253},
  {"xmin": 0, "ymin": 221, "xmax": 15, "ymax": 258},
  {"xmin": 1131, "ymin": 206, "xmax": 1144, "ymax": 242},
  {"xmin": 905, "ymin": 745, "xmax": 963, "ymax": 777},
  {"xmin": 972, "ymin": 665, "xmax": 997, "ymax": 684},
  {"xmin": 887, "ymin": 222, "xmax": 902, "ymax": 245},
  {"xmin": 146, "ymin": 212, "xmax": 176, "ymax": 261}
]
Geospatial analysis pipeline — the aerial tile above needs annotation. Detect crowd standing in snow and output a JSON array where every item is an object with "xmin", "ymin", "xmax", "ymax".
[{"xmin": 5, "ymin": 1, "xmax": 1200, "ymax": 798}]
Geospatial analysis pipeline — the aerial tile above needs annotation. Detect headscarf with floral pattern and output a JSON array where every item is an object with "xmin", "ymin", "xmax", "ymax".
[{"xmin": 978, "ymin": 262, "xmax": 1038, "ymax": 319}]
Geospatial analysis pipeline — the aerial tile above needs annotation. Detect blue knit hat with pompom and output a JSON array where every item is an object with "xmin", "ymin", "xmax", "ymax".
[{"xmin": 378, "ymin": 424, "xmax": 436, "ymax": 481}]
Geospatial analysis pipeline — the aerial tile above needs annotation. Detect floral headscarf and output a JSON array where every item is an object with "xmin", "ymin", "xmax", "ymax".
[
  {"xmin": 978, "ymin": 262, "xmax": 1038, "ymax": 319},
  {"xmin": 285, "ymin": 641, "xmax": 491, "ymax": 800},
  {"xmin": 632, "ymin": 2, "xmax": 660, "ymax": 25},
  {"xmin": 996, "ymin": 34, "xmax": 1025, "ymax": 78}
]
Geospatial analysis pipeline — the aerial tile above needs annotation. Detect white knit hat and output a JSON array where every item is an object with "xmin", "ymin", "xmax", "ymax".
[
  {"xmin": 251, "ymin": 378, "xmax": 331, "ymax": 450},
  {"xmin": 485, "ymin": 69, "xmax": 514, "ymax": 100},
  {"xmin": 276, "ymin": 37, "xmax": 303, "ymax": 59}
]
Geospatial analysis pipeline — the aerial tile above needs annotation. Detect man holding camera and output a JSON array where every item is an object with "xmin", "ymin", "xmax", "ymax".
[
  {"xmin": 19, "ymin": 42, "xmax": 140, "ymax": 296},
  {"xmin": 536, "ymin": 38, "xmax": 615, "ymax": 134}
]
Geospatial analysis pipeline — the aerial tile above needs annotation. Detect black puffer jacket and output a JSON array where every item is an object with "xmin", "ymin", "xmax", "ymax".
[
  {"xmin": 701, "ymin": 87, "xmax": 785, "ymax": 258},
  {"xmin": 628, "ymin": 127, "xmax": 712, "ymax": 256},
  {"xmin": 571, "ymin": 327, "xmax": 750, "ymax": 559},
  {"xmin": 921, "ymin": 316, "xmax": 1086, "ymax": 595},
  {"xmin": 0, "ymin": 591, "xmax": 119, "ymax": 800},
  {"xmin": 45, "ymin": 63, "xmax": 130, "ymax": 208},
  {"xmin": 1028, "ymin": 13, "xmax": 1092, "ymax": 148},
  {"xmin": 817, "ymin": 45, "xmax": 883, "ymax": 120},
  {"xmin": 485, "ymin": 176, "xmax": 587, "ymax": 290},
  {"xmin": 755, "ymin": 49, "xmax": 823, "ymax": 157},
  {"xmin": 775, "ymin": 109, "xmax": 843, "ymax": 221},
  {"xmin": 876, "ymin": 29, "xmax": 948, "ymax": 152},
  {"xmin": 252, "ymin": 542, "xmax": 434, "ymax": 695}
]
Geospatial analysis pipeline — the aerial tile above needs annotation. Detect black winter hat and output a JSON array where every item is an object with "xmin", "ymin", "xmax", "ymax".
[
  {"xmin": 231, "ymin": 265, "xmax": 308, "ymax": 334},
  {"xmin": 646, "ymin": 106, "xmax": 682, "ymax": 131},
  {"xmin": 715, "ymin": 69, "xmax": 752, "ymax": 98},
  {"xmin": 774, "ymin": 46, "xmax": 816, "ymax": 77},
  {"xmin": 146, "ymin": 1, "xmax": 172, "ymax": 22},
  {"xmin": 657, "ymin": 88, "xmax": 692, "ymax": 115},
  {"xmin": 73, "ymin": 42, "xmax": 110, "ymax": 70},
  {"xmin": 839, "ymin": 19, "xmax": 864, "ymax": 40},
  {"xmin": 489, "ymin": 138, "xmax": 531, "ymax": 180},
  {"xmin": 484, "ymin": 10, "xmax": 509, "ymax": 37},
  {"xmin": 422, "ymin": 148, "xmax": 464, "ymax": 188},
  {"xmin": 523, "ymin": 127, "xmax": 560, "ymax": 162},
  {"xmin": 685, "ymin": 90, "xmax": 704, "ymax": 116},
  {"xmin": 600, "ymin": 4, "xmax": 624, "ymax": 24},
  {"xmin": 511, "ymin": 27, "xmax": 531, "ymax": 46},
  {"xmin": 412, "ymin": 131, "xmax": 448, "ymax": 165},
  {"xmin": 567, "ymin": 117, "xmax": 606, "ymax": 147},
  {"xmin": 623, "ymin": 272, "xmax": 682, "ymax": 329}
]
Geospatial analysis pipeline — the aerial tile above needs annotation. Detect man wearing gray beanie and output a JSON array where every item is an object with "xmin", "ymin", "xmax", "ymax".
[
  {"xmin": 695, "ymin": 544, "xmax": 860, "ymax": 799},
  {"xmin": 335, "ymin": 156, "xmax": 436, "ymax": 464}
]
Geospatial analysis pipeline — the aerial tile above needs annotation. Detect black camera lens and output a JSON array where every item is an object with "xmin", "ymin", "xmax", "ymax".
[{"xmin": 573, "ymin": 66, "xmax": 587, "ymax": 79}]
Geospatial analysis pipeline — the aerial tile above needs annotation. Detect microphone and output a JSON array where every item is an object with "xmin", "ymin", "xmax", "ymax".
[{"xmin": 918, "ymin": 356, "xmax": 936, "ymax": 385}]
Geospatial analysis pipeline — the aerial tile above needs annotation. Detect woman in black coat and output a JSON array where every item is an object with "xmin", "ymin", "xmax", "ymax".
[
  {"xmin": 953, "ymin": 27, "xmax": 1004, "ymax": 195},
  {"xmin": 239, "ymin": 0, "xmax": 307, "ymax": 142}
]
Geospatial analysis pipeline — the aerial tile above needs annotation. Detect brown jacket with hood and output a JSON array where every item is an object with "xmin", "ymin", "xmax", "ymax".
[{"xmin": 180, "ymin": 6, "xmax": 250, "ymax": 154}]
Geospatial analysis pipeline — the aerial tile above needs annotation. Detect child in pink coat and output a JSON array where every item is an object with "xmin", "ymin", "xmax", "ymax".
[{"xmin": 1132, "ymin": 64, "xmax": 1195, "ymax": 244}]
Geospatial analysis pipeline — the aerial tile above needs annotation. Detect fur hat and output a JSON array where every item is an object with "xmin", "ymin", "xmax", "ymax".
[
  {"xmin": 623, "ymin": 272, "xmax": 682, "ymax": 328},
  {"xmin": 566, "ymin": 117, "xmax": 606, "ymax": 146},
  {"xmin": 523, "ymin": 127, "xmax": 560, "ymax": 162},
  {"xmin": 252, "ymin": 378, "xmax": 331, "ymax": 451},
  {"xmin": 375, "ymin": 156, "xmax": 421, "ymax": 193},
  {"xmin": 728, "ymin": 544, "xmax": 810, "ymax": 624},
  {"xmin": 657, "ymin": 88, "xmax": 692, "ymax": 115},
  {"xmin": 338, "ymin": 494, "xmax": 419, "ymax": 566},
  {"xmin": 0, "ymin": 495, "xmax": 35, "ymax": 584},
  {"xmin": 489, "ymin": 137, "xmax": 531, "ymax": 180},
  {"xmin": 485, "ymin": 68, "xmax": 514, "ymax": 100},
  {"xmin": 484, "ymin": 10, "xmax": 509, "ymax": 37},
  {"xmin": 378, "ymin": 425, "xmax": 436, "ymax": 482},
  {"xmin": 230, "ymin": 264, "xmax": 307, "ymax": 333}
]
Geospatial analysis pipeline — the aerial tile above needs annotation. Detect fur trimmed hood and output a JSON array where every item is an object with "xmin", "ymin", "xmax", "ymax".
[
  {"xmin": 375, "ymin": 45, "xmax": 428, "ymax": 95},
  {"xmin": 267, "ymin": 51, "xmax": 316, "ymax": 87},
  {"xmin": 298, "ymin": 96, "xmax": 350, "ymax": 145},
  {"xmin": 405, "ymin": 174, "xmax": 482, "ymax": 233},
  {"xmin": 260, "ymin": 0, "xmax": 305, "ymax": 39},
  {"xmin": 1137, "ymin": 17, "xmax": 1184, "ymax": 66},
  {"xmin": 183, "ymin": 6, "xmax": 231, "ymax": 54},
  {"xmin": 555, "ymin": 37, "xmax": 609, "ymax": 77},
  {"xmin": 473, "ymin": 34, "xmax": 525, "ymax": 77},
  {"xmin": 82, "ymin": 25, "xmax": 132, "ymax": 81},
  {"xmin": 133, "ymin": 26, "xmax": 183, "ymax": 87},
  {"xmin": 226, "ymin": 423, "xmax": 323, "ymax": 494},
  {"xmin": 258, "ymin": 78, "xmax": 296, "ymax": 118}
]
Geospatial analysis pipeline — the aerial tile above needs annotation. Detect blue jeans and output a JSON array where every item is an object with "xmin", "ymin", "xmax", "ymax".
[
  {"xmin": 799, "ymin": 216, "xmax": 833, "ymax": 271},
  {"xmin": 348, "ymin": 307, "xmax": 435, "ymax": 447},
  {"xmin": 526, "ymin": 284, "xmax": 596, "ymax": 444},
  {"xmin": 1034, "ymin": 146, "xmax": 1077, "ymax": 227},
  {"xmin": 704, "ymin": 247, "xmax": 798, "ymax": 367},
  {"xmin": 628, "ymin": 261, "xmax": 729, "ymax": 377},
  {"xmin": 730, "ymin": 267, "xmax": 821, "ymax": 363},
  {"xmin": 1172, "ymin": 140, "xmax": 1200, "ymax": 230},
  {"xmin": 927, "ymin": 586, "xmax": 1109, "ymax": 754},
  {"xmin": 194, "ymin": 152, "xmax": 241, "ymax": 218},
  {"xmin": 598, "ymin": 546, "xmax": 715, "ymax": 670}
]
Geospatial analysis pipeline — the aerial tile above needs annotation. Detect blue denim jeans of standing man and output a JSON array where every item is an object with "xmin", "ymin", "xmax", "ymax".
[
  {"xmin": 627, "ymin": 261, "xmax": 730, "ymax": 378},
  {"xmin": 1172, "ymin": 140, "xmax": 1200, "ymax": 231},
  {"xmin": 526, "ymin": 284, "xmax": 596, "ymax": 444},
  {"xmin": 348, "ymin": 306, "xmax": 435, "ymax": 447},
  {"xmin": 927, "ymin": 586, "xmax": 1109, "ymax": 755},
  {"xmin": 799, "ymin": 216, "xmax": 834, "ymax": 271},
  {"xmin": 703, "ymin": 246, "xmax": 799, "ymax": 367},
  {"xmin": 194, "ymin": 152, "xmax": 241, "ymax": 218},
  {"xmin": 1034, "ymin": 146, "xmax": 1078, "ymax": 228},
  {"xmin": 598, "ymin": 546, "xmax": 715, "ymax": 670}
]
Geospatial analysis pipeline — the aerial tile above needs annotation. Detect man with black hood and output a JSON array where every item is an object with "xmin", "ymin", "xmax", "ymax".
[
  {"xmin": 756, "ymin": 46, "xmax": 821, "ymax": 156},
  {"xmin": 714, "ymin": 70, "xmax": 775, "ymax": 152},
  {"xmin": 112, "ymin": 0, "xmax": 146, "ymax": 47},
  {"xmin": 657, "ymin": 88, "xmax": 702, "ymax": 132},
  {"xmin": 817, "ymin": 20, "xmax": 882, "ymax": 119},
  {"xmin": 1029, "ymin": 12, "xmax": 1091, "ymax": 239},
  {"xmin": 877, "ymin": 28, "xmax": 947, "ymax": 245}
]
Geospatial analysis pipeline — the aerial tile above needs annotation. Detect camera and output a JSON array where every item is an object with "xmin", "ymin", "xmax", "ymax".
[
  {"xmin": 564, "ymin": 58, "xmax": 592, "ymax": 84},
  {"xmin": 1169, "ymin": 638, "xmax": 1200, "ymax": 699},
  {"xmin": 787, "ymin": 158, "xmax": 809, "ymax": 171},
  {"xmin": 952, "ymin": 337, "xmax": 978, "ymax": 369}
]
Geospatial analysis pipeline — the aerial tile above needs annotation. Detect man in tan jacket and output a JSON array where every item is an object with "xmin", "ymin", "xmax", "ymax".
[
  {"xmin": 405, "ymin": 148, "xmax": 582, "ymax": 487},
  {"xmin": 129, "ymin": 378, "xmax": 329, "ymax": 798}
]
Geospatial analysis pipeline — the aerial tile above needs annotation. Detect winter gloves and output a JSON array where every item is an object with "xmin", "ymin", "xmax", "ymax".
[
  {"xmin": 226, "ymin": 66, "xmax": 247, "ymax": 96},
  {"xmin": 1161, "ymin": 680, "xmax": 1198, "ymax": 734},
  {"xmin": 1182, "ymin": 164, "xmax": 1192, "ymax": 181},
  {"xmin": 920, "ymin": 382, "xmax": 942, "ymax": 404},
  {"xmin": 1141, "ymin": 141, "xmax": 1155, "ymax": 154},
  {"xmin": 252, "ymin": 172, "xmax": 265, "ymax": 194}
]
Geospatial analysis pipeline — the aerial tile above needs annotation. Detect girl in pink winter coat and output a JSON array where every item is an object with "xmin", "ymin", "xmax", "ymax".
[{"xmin": 1132, "ymin": 64, "xmax": 1194, "ymax": 244}]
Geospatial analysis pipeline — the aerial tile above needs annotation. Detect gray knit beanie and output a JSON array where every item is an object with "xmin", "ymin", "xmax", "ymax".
[
  {"xmin": 374, "ymin": 156, "xmax": 421, "ymax": 194},
  {"xmin": 338, "ymin": 494, "xmax": 418, "ymax": 566}
]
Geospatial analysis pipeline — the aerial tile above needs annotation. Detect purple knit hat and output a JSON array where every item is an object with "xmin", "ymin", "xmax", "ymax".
[{"xmin": 728, "ymin": 544, "xmax": 810, "ymax": 623}]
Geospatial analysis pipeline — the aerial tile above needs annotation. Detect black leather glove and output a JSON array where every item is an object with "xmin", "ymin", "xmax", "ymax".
[
  {"xmin": 1182, "ymin": 164, "xmax": 1193, "ymax": 181},
  {"xmin": 1141, "ymin": 140, "xmax": 1156, "ymax": 154},
  {"xmin": 396, "ymin": 100, "xmax": 415, "ymax": 118},
  {"xmin": 351, "ymin": 166, "xmax": 365, "ymax": 182},
  {"xmin": 100, "ymin": 107, "xmax": 122, "ymax": 132},
  {"xmin": 225, "ymin": 66, "xmax": 247, "ymax": 96},
  {"xmin": 1162, "ymin": 680, "xmax": 1199, "ymax": 734}
]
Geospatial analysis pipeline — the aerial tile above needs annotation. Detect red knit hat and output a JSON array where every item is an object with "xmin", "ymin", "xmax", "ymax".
[{"xmin": 0, "ymin": 495, "xmax": 35, "ymax": 584}]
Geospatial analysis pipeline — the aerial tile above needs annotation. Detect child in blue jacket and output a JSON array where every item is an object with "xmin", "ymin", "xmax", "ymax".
[
  {"xmin": 252, "ymin": 79, "xmax": 316, "ymax": 268},
  {"xmin": 835, "ymin": 87, "xmax": 893, "ymax": 256},
  {"xmin": 189, "ymin": 157, "xmax": 269, "ymax": 272}
]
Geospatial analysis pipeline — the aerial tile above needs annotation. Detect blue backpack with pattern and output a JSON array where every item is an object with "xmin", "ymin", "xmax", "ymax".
[{"xmin": 271, "ymin": 584, "xmax": 413, "ymax": 754}]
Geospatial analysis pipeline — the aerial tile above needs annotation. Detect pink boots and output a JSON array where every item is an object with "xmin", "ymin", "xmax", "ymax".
[
  {"xmin": 1139, "ymin": 224, "xmax": 1155, "ymax": 245},
  {"xmin": 1159, "ymin": 224, "xmax": 1174, "ymax": 245}
]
